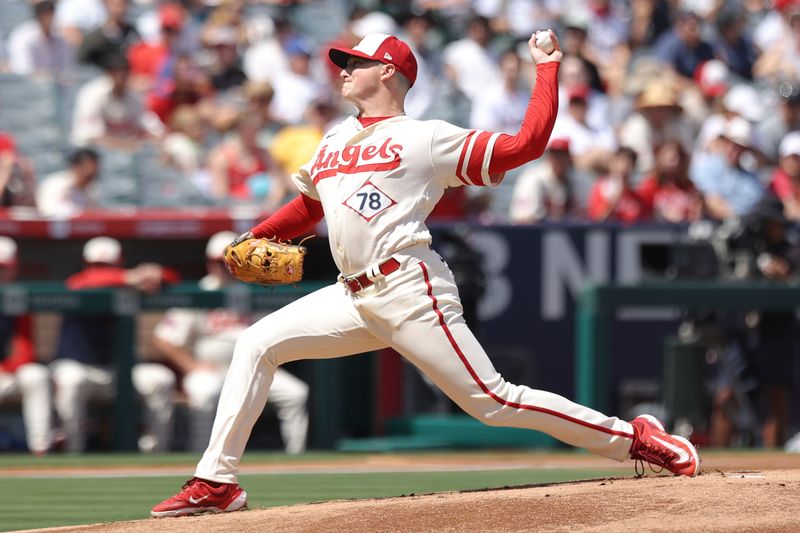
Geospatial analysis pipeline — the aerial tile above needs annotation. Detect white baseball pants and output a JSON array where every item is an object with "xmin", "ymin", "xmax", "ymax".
[
  {"xmin": 50, "ymin": 359, "xmax": 175, "ymax": 452},
  {"xmin": 0, "ymin": 363, "xmax": 52, "ymax": 453},
  {"xmin": 196, "ymin": 245, "xmax": 635, "ymax": 483},
  {"xmin": 183, "ymin": 367, "xmax": 308, "ymax": 453}
]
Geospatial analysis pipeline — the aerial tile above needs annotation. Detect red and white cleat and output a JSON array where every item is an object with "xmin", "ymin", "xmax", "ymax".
[
  {"xmin": 151, "ymin": 477, "xmax": 248, "ymax": 518},
  {"xmin": 629, "ymin": 414, "xmax": 700, "ymax": 477}
]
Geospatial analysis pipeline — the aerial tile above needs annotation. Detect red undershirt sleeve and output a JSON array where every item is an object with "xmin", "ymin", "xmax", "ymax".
[
  {"xmin": 251, "ymin": 193, "xmax": 324, "ymax": 240},
  {"xmin": 488, "ymin": 62, "xmax": 560, "ymax": 174}
]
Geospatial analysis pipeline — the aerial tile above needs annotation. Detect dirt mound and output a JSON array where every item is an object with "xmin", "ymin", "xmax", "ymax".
[{"xmin": 35, "ymin": 469, "xmax": 800, "ymax": 533}]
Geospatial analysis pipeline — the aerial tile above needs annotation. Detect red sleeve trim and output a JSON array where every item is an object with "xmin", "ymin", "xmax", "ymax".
[
  {"xmin": 455, "ymin": 130, "xmax": 476, "ymax": 185},
  {"xmin": 466, "ymin": 131, "xmax": 492, "ymax": 185},
  {"xmin": 251, "ymin": 194, "xmax": 324, "ymax": 241},
  {"xmin": 488, "ymin": 62, "xmax": 560, "ymax": 175}
]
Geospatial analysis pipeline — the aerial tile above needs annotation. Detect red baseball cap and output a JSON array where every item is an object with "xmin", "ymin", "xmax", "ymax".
[
  {"xmin": 0, "ymin": 133, "xmax": 16, "ymax": 155},
  {"xmin": 329, "ymin": 33, "xmax": 418, "ymax": 86},
  {"xmin": 694, "ymin": 60, "xmax": 729, "ymax": 98},
  {"xmin": 547, "ymin": 138, "xmax": 571, "ymax": 153},
  {"xmin": 567, "ymin": 84, "xmax": 590, "ymax": 102},
  {"xmin": 160, "ymin": 3, "xmax": 184, "ymax": 31}
]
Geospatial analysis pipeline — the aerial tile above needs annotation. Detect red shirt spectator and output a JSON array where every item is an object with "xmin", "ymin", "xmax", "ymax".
[
  {"xmin": 588, "ymin": 147, "xmax": 646, "ymax": 223},
  {"xmin": 771, "ymin": 167, "xmax": 799, "ymax": 204},
  {"xmin": 127, "ymin": 3, "xmax": 184, "ymax": 86},
  {"xmin": 207, "ymin": 113, "xmax": 286, "ymax": 208},
  {"xmin": 147, "ymin": 55, "xmax": 213, "ymax": 125},
  {"xmin": 638, "ymin": 140, "xmax": 703, "ymax": 222},
  {"xmin": 770, "ymin": 132, "xmax": 800, "ymax": 220}
]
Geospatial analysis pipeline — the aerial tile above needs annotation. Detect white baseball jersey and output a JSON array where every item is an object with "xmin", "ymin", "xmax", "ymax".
[{"xmin": 292, "ymin": 116, "xmax": 505, "ymax": 276}]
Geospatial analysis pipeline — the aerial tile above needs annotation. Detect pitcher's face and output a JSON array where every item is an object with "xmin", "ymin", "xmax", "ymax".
[{"xmin": 339, "ymin": 57, "xmax": 383, "ymax": 102}]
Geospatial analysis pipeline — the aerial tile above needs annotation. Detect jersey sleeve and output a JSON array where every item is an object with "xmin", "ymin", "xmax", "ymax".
[
  {"xmin": 430, "ymin": 121, "xmax": 506, "ymax": 188},
  {"xmin": 153, "ymin": 309, "xmax": 197, "ymax": 348},
  {"xmin": 290, "ymin": 168, "xmax": 319, "ymax": 200}
]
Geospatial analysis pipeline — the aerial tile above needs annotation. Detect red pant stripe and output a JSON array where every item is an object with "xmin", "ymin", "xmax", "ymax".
[{"xmin": 418, "ymin": 262, "xmax": 634, "ymax": 440}]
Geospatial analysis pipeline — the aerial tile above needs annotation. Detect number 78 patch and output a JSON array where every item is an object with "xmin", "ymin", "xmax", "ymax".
[{"xmin": 343, "ymin": 181, "xmax": 397, "ymax": 221}]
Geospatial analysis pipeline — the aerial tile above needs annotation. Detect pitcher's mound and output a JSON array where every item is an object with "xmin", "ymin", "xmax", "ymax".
[{"xmin": 37, "ymin": 469, "xmax": 800, "ymax": 533}]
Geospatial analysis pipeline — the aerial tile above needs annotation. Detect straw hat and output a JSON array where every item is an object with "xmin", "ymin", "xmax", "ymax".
[
  {"xmin": 624, "ymin": 57, "xmax": 670, "ymax": 95},
  {"xmin": 636, "ymin": 82, "xmax": 682, "ymax": 110}
]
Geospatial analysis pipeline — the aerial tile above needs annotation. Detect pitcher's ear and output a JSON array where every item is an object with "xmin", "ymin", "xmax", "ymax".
[{"xmin": 380, "ymin": 63, "xmax": 397, "ymax": 81}]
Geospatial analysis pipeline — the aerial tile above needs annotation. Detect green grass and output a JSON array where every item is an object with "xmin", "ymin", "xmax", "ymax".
[
  {"xmin": 0, "ymin": 460, "xmax": 623, "ymax": 532},
  {"xmin": 0, "ymin": 451, "xmax": 360, "ymax": 468}
]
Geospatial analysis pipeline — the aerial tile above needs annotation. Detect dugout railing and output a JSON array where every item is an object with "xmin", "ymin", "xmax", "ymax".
[
  {"xmin": 0, "ymin": 281, "xmax": 327, "ymax": 451},
  {"xmin": 575, "ymin": 281, "xmax": 800, "ymax": 413}
]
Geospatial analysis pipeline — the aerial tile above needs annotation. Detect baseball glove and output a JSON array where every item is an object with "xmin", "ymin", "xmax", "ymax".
[{"xmin": 223, "ymin": 237, "xmax": 307, "ymax": 285}]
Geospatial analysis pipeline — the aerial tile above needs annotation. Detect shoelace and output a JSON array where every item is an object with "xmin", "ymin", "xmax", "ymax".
[
  {"xmin": 634, "ymin": 459, "xmax": 665, "ymax": 477},
  {"xmin": 632, "ymin": 441, "xmax": 674, "ymax": 477},
  {"xmin": 175, "ymin": 478, "xmax": 202, "ymax": 499}
]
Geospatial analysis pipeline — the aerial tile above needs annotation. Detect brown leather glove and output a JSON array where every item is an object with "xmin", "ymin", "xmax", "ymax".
[{"xmin": 223, "ymin": 237, "xmax": 307, "ymax": 285}]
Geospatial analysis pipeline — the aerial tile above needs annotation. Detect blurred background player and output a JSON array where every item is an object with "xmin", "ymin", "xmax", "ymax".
[
  {"xmin": 0, "ymin": 237, "xmax": 52, "ymax": 455},
  {"xmin": 35, "ymin": 148, "xmax": 101, "ymax": 217},
  {"xmin": 152, "ymin": 231, "xmax": 309, "ymax": 453},
  {"xmin": 49, "ymin": 236, "xmax": 178, "ymax": 453}
]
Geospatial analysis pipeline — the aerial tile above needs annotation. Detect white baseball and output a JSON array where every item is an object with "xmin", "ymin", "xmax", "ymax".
[{"xmin": 535, "ymin": 31, "xmax": 555, "ymax": 54}]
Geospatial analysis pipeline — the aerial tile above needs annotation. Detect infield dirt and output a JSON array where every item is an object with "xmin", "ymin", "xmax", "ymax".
[{"xmin": 17, "ymin": 453, "xmax": 800, "ymax": 533}]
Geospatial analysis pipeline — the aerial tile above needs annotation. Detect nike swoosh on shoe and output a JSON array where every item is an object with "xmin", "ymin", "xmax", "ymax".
[{"xmin": 652, "ymin": 435, "xmax": 691, "ymax": 464}]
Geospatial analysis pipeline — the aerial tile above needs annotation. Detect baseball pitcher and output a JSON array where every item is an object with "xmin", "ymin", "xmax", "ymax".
[{"xmin": 152, "ymin": 30, "xmax": 699, "ymax": 518}]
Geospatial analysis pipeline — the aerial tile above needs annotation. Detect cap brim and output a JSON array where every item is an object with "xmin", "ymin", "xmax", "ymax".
[
  {"xmin": 721, "ymin": 135, "xmax": 751, "ymax": 149},
  {"xmin": 329, "ymin": 46, "xmax": 383, "ymax": 69},
  {"xmin": 637, "ymin": 102, "xmax": 682, "ymax": 110}
]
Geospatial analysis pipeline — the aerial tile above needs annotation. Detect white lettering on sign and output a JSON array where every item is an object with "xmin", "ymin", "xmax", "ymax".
[
  {"xmin": 136, "ymin": 221, "xmax": 204, "ymax": 237},
  {"xmin": 71, "ymin": 221, "xmax": 108, "ymax": 235},
  {"xmin": 48, "ymin": 219, "xmax": 71, "ymax": 239},
  {"xmin": 469, "ymin": 231, "xmax": 512, "ymax": 321},
  {"xmin": 542, "ymin": 230, "xmax": 610, "ymax": 320},
  {"xmin": 541, "ymin": 228, "xmax": 681, "ymax": 320},
  {"xmin": 616, "ymin": 229, "xmax": 674, "ymax": 285},
  {"xmin": 0, "ymin": 221, "xmax": 21, "ymax": 235}
]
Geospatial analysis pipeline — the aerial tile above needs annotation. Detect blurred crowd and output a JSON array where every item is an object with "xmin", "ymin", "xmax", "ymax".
[{"xmin": 0, "ymin": 0, "xmax": 797, "ymax": 224}]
